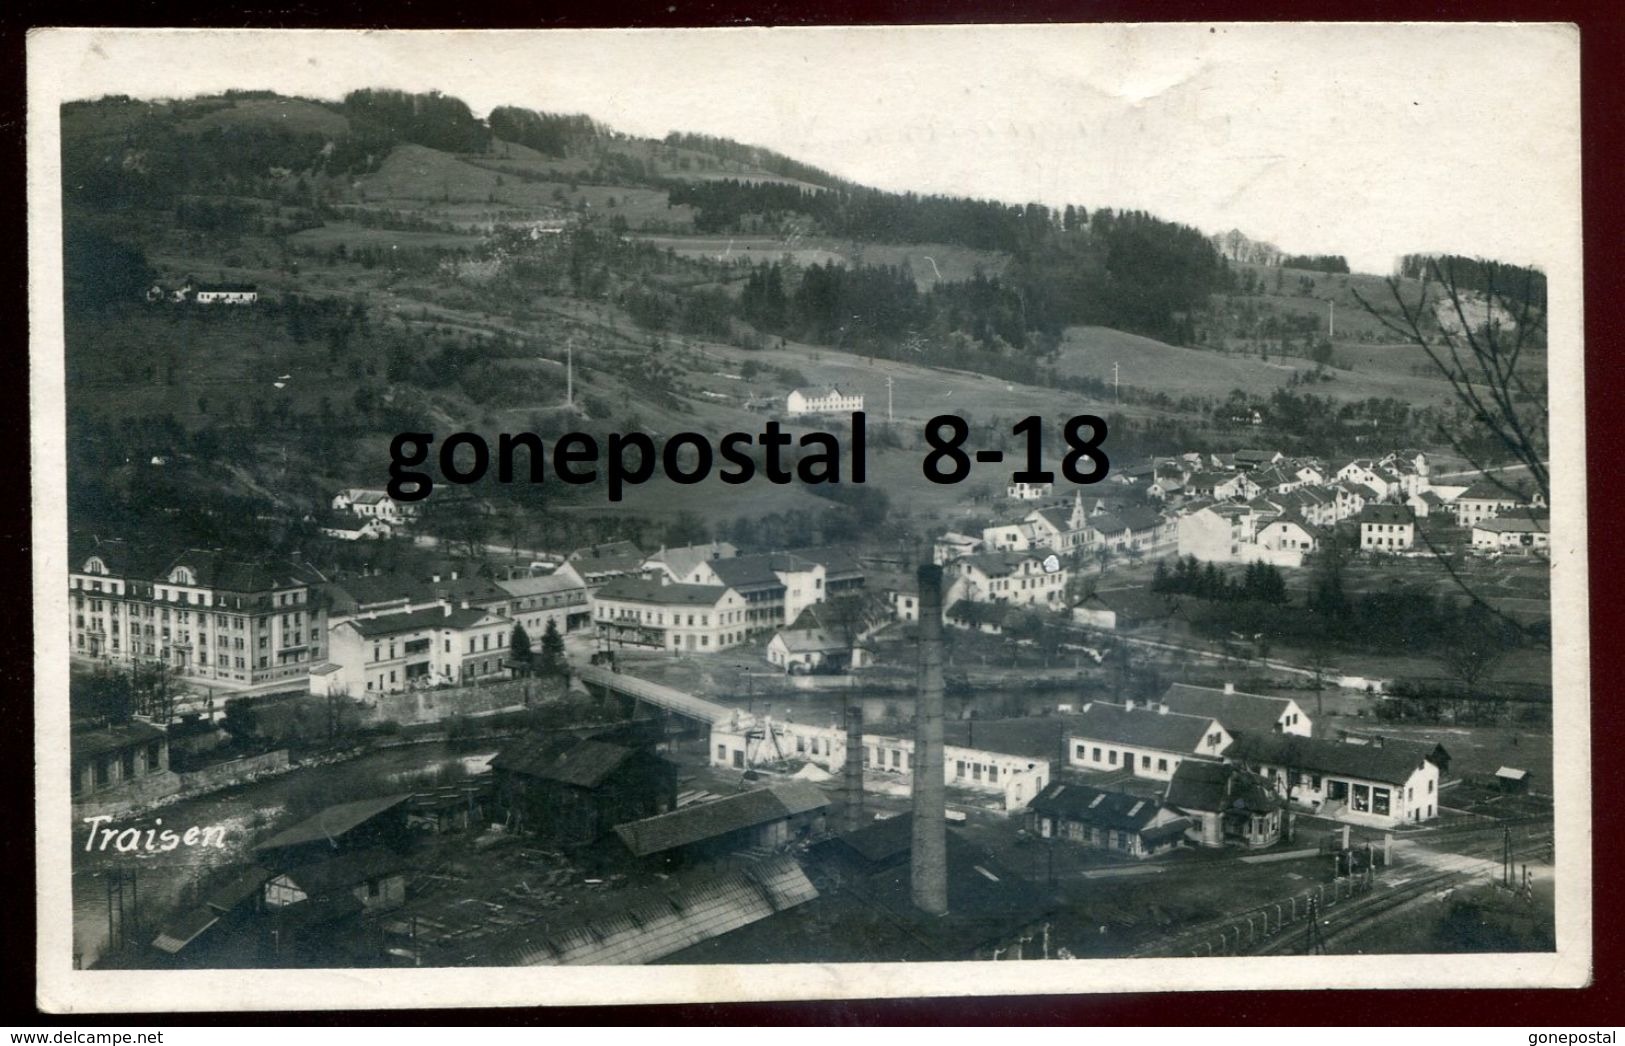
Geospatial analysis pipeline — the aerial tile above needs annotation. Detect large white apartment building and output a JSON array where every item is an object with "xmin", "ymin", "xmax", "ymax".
[{"xmin": 70, "ymin": 540, "xmax": 329, "ymax": 695}]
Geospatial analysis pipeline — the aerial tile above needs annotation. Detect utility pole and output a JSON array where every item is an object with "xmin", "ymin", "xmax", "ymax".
[
  {"xmin": 1113, "ymin": 362, "xmax": 1119, "ymax": 405},
  {"xmin": 1329, "ymin": 300, "xmax": 1336, "ymax": 339},
  {"xmin": 886, "ymin": 375, "xmax": 894, "ymax": 422},
  {"xmin": 565, "ymin": 338, "xmax": 574, "ymax": 410}
]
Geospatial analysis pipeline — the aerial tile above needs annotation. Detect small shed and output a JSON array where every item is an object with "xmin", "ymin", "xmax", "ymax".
[{"xmin": 1494, "ymin": 766, "xmax": 1531, "ymax": 794}]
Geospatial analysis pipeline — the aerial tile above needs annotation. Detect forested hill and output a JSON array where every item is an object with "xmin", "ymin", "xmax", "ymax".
[{"xmin": 62, "ymin": 87, "xmax": 1235, "ymax": 346}]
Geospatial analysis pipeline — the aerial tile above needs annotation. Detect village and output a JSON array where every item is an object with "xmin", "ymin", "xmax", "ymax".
[{"xmin": 68, "ymin": 389, "xmax": 1556, "ymax": 969}]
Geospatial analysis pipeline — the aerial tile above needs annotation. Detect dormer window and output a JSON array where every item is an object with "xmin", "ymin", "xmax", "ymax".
[{"xmin": 84, "ymin": 557, "xmax": 106, "ymax": 576}]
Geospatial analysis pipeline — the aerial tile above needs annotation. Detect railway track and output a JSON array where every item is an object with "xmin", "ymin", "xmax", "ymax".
[
  {"xmin": 1138, "ymin": 824, "xmax": 1551, "ymax": 958},
  {"xmin": 1249, "ymin": 838, "xmax": 1551, "ymax": 956}
]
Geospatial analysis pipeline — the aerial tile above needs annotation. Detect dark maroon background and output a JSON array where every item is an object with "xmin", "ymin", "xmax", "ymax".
[{"xmin": 0, "ymin": 0, "xmax": 1617, "ymax": 1025}]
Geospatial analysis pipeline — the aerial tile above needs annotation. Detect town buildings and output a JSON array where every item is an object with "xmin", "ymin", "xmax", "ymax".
[
  {"xmin": 70, "ymin": 540, "xmax": 330, "ymax": 695},
  {"xmin": 1064, "ymin": 700, "xmax": 1233, "ymax": 782},
  {"xmin": 1471, "ymin": 514, "xmax": 1550, "ymax": 553},
  {"xmin": 1026, "ymin": 781, "xmax": 1191, "ymax": 858},
  {"xmin": 591, "ymin": 576, "xmax": 751, "ymax": 653},
  {"xmin": 320, "ymin": 604, "xmax": 515, "ymax": 695},
  {"xmin": 1356, "ymin": 504, "xmax": 1416, "ymax": 552},
  {"xmin": 331, "ymin": 488, "xmax": 421, "ymax": 528},
  {"xmin": 495, "ymin": 563, "xmax": 592, "ymax": 638},
  {"xmin": 1225, "ymin": 733, "xmax": 1443, "ymax": 827}
]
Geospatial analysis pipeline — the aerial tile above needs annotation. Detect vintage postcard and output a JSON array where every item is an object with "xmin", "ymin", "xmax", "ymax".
[{"xmin": 29, "ymin": 24, "xmax": 1589, "ymax": 1011}]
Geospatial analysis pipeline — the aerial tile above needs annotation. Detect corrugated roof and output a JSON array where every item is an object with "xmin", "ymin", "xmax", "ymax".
[
  {"xmin": 253, "ymin": 794, "xmax": 411, "ymax": 852},
  {"xmin": 491, "ymin": 855, "xmax": 818, "ymax": 966},
  {"xmin": 614, "ymin": 782, "xmax": 829, "ymax": 857},
  {"xmin": 1068, "ymin": 702, "xmax": 1216, "ymax": 753}
]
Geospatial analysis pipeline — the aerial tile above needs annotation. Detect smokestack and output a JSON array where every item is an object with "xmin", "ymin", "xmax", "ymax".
[
  {"xmin": 842, "ymin": 701, "xmax": 865, "ymax": 832},
  {"xmin": 911, "ymin": 563, "xmax": 948, "ymax": 917}
]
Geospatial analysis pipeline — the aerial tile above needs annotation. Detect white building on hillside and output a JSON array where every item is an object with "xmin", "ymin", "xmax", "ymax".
[{"xmin": 786, "ymin": 386, "xmax": 863, "ymax": 416}]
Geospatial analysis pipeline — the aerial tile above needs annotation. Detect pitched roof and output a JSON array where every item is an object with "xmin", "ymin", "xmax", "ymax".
[
  {"xmin": 1225, "ymin": 734, "xmax": 1438, "ymax": 786},
  {"xmin": 278, "ymin": 847, "xmax": 403, "ymax": 895},
  {"xmin": 956, "ymin": 550, "xmax": 1039, "ymax": 577},
  {"xmin": 342, "ymin": 605, "xmax": 498, "ymax": 637},
  {"xmin": 613, "ymin": 782, "xmax": 829, "ymax": 857},
  {"xmin": 791, "ymin": 385, "xmax": 854, "ymax": 400},
  {"xmin": 1459, "ymin": 476, "xmax": 1528, "ymax": 500},
  {"xmin": 942, "ymin": 716, "xmax": 1070, "ymax": 761},
  {"xmin": 595, "ymin": 576, "xmax": 733, "ymax": 607},
  {"xmin": 773, "ymin": 628, "xmax": 851, "ymax": 654},
  {"xmin": 1474, "ymin": 515, "xmax": 1549, "ymax": 534},
  {"xmin": 1068, "ymin": 702, "xmax": 1216, "ymax": 753},
  {"xmin": 644, "ymin": 542, "xmax": 738, "ymax": 580},
  {"xmin": 488, "ymin": 854, "xmax": 818, "ymax": 966},
  {"xmin": 495, "ymin": 570, "xmax": 587, "ymax": 599},
  {"xmin": 1355, "ymin": 504, "xmax": 1413, "ymax": 525},
  {"xmin": 490, "ymin": 735, "xmax": 637, "ymax": 788},
  {"xmin": 253, "ymin": 794, "xmax": 411, "ymax": 852},
  {"xmin": 1029, "ymin": 782, "xmax": 1170, "ymax": 831},
  {"xmin": 570, "ymin": 540, "xmax": 645, "ymax": 562},
  {"xmin": 1159, "ymin": 683, "xmax": 1296, "ymax": 736},
  {"xmin": 1165, "ymin": 760, "xmax": 1282, "ymax": 814},
  {"xmin": 1079, "ymin": 588, "xmax": 1176, "ymax": 621}
]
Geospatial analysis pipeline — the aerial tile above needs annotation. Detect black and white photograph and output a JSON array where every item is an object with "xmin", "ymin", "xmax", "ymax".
[{"xmin": 29, "ymin": 24, "xmax": 1589, "ymax": 1010}]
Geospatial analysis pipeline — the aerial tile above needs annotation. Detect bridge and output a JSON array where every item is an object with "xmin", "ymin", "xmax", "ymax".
[{"xmin": 576, "ymin": 665, "xmax": 736, "ymax": 726}]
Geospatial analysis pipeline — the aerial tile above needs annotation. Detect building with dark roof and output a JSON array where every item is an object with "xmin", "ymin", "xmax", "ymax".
[
  {"xmin": 253, "ymin": 794, "xmax": 413, "ymax": 864},
  {"xmin": 1027, "ymin": 781, "xmax": 1190, "ymax": 858},
  {"xmin": 591, "ymin": 576, "xmax": 751, "ymax": 652},
  {"xmin": 1158, "ymin": 683, "xmax": 1311, "ymax": 738},
  {"xmin": 1355, "ymin": 503, "xmax": 1416, "ymax": 551},
  {"xmin": 1165, "ymin": 760, "xmax": 1283, "ymax": 848},
  {"xmin": 1224, "ymin": 733, "xmax": 1445, "ymax": 827},
  {"xmin": 613, "ymin": 782, "xmax": 829, "ymax": 866},
  {"xmin": 71, "ymin": 720, "xmax": 178, "ymax": 815},
  {"xmin": 491, "ymin": 733, "xmax": 677, "ymax": 847},
  {"xmin": 69, "ymin": 538, "xmax": 330, "ymax": 695},
  {"xmin": 1064, "ymin": 701, "xmax": 1232, "ymax": 781}
]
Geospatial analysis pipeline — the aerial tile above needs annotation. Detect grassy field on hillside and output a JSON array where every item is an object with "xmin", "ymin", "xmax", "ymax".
[{"xmin": 1057, "ymin": 325, "xmax": 1464, "ymax": 406}]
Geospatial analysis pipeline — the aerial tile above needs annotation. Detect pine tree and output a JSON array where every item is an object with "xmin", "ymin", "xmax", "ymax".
[
  {"xmin": 539, "ymin": 619, "xmax": 566, "ymax": 676},
  {"xmin": 510, "ymin": 623, "xmax": 533, "ymax": 673}
]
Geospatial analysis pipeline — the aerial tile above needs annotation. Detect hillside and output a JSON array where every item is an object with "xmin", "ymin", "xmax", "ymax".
[{"xmin": 58, "ymin": 87, "xmax": 1540, "ymax": 552}]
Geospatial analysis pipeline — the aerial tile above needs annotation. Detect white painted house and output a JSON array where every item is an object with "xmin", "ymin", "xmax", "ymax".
[{"xmin": 786, "ymin": 386, "xmax": 863, "ymax": 416}]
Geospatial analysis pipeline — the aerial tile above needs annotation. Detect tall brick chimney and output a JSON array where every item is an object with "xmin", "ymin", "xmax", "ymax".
[
  {"xmin": 911, "ymin": 563, "xmax": 949, "ymax": 916},
  {"xmin": 842, "ymin": 700, "xmax": 865, "ymax": 832}
]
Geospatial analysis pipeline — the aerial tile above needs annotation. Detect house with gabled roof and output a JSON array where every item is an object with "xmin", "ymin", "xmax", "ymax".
[
  {"xmin": 1165, "ymin": 760, "xmax": 1283, "ymax": 848},
  {"xmin": 945, "ymin": 550, "xmax": 1067, "ymax": 609},
  {"xmin": 1158, "ymin": 682, "xmax": 1311, "ymax": 738},
  {"xmin": 1452, "ymin": 475, "xmax": 1547, "ymax": 527},
  {"xmin": 1065, "ymin": 700, "xmax": 1232, "ymax": 781}
]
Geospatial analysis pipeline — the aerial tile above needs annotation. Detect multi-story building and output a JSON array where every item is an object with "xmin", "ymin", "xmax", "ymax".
[
  {"xmin": 70, "ymin": 540, "xmax": 329, "ymax": 695},
  {"xmin": 944, "ymin": 551, "xmax": 1067, "ymax": 609},
  {"xmin": 495, "ymin": 563, "xmax": 591, "ymax": 639},
  {"xmin": 1452, "ymin": 476, "xmax": 1547, "ymax": 527},
  {"xmin": 691, "ymin": 552, "xmax": 828, "ymax": 639},
  {"xmin": 1356, "ymin": 503, "xmax": 1416, "ymax": 551},
  {"xmin": 321, "ymin": 605, "xmax": 514, "ymax": 695},
  {"xmin": 591, "ymin": 577, "xmax": 750, "ymax": 653}
]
